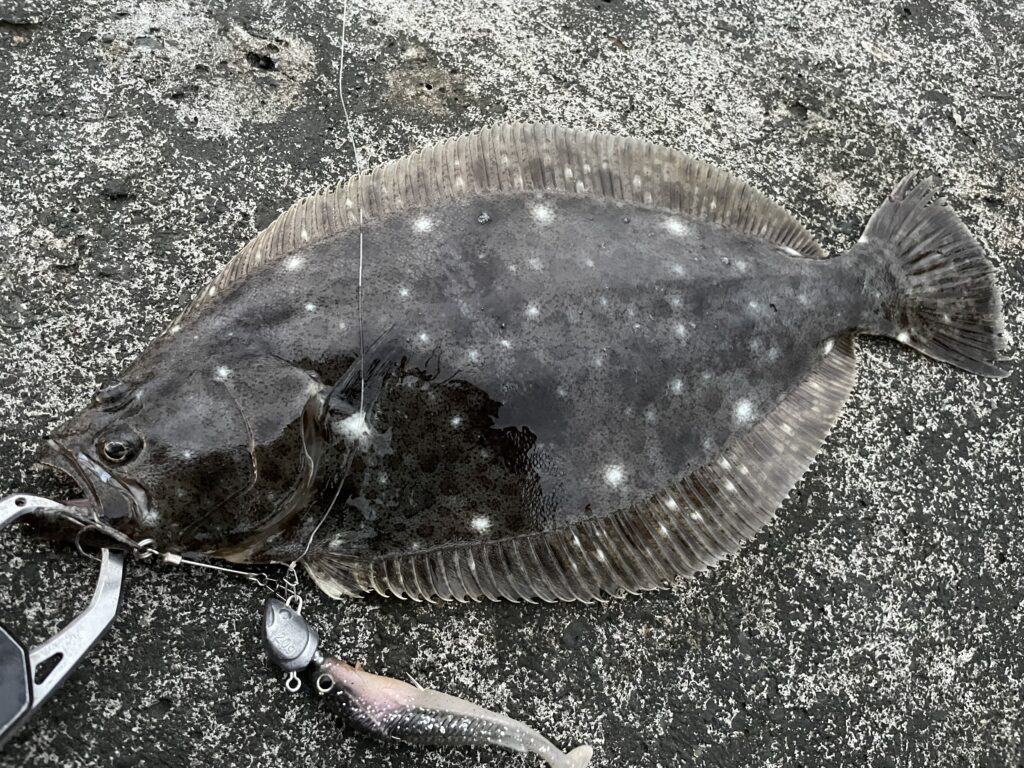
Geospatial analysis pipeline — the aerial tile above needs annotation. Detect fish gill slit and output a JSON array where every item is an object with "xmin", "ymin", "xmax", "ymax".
[{"xmin": 180, "ymin": 382, "xmax": 261, "ymax": 537}]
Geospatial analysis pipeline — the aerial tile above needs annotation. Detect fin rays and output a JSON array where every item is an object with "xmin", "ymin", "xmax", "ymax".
[{"xmin": 171, "ymin": 123, "xmax": 824, "ymax": 330}]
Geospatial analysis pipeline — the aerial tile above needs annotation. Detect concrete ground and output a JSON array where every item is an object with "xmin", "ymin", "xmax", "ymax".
[{"xmin": 0, "ymin": 0, "xmax": 1021, "ymax": 766}]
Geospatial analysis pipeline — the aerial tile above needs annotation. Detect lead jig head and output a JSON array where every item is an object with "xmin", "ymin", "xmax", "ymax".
[{"xmin": 262, "ymin": 598, "xmax": 320, "ymax": 692}]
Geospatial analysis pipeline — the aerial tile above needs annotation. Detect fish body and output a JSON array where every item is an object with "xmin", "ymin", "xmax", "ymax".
[{"xmin": 41, "ymin": 124, "xmax": 1006, "ymax": 603}]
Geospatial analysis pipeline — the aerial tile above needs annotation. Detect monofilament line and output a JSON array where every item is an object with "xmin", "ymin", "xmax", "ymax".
[
  {"xmin": 338, "ymin": 0, "xmax": 366, "ymax": 414},
  {"xmin": 286, "ymin": 0, "xmax": 367, "ymax": 571}
]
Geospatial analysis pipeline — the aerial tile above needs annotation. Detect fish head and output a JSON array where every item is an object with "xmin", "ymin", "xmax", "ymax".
[{"xmin": 39, "ymin": 356, "xmax": 322, "ymax": 552}]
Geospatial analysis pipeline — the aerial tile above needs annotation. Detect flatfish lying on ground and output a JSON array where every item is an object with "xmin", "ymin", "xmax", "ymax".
[{"xmin": 41, "ymin": 123, "xmax": 1006, "ymax": 605}]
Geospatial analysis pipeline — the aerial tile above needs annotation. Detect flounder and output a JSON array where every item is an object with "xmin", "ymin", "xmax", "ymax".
[{"xmin": 41, "ymin": 123, "xmax": 1006, "ymax": 603}]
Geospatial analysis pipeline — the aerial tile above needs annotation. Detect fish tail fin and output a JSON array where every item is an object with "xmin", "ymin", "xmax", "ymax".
[
  {"xmin": 563, "ymin": 745, "xmax": 594, "ymax": 768},
  {"xmin": 857, "ymin": 172, "xmax": 1007, "ymax": 377}
]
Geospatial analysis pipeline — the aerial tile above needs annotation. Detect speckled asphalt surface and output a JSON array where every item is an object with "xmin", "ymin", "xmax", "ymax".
[{"xmin": 0, "ymin": 1, "xmax": 1021, "ymax": 766}]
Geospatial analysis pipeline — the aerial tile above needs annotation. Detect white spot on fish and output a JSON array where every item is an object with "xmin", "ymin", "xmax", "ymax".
[
  {"xmin": 337, "ymin": 411, "xmax": 371, "ymax": 441},
  {"xmin": 596, "ymin": 548, "xmax": 607, "ymax": 562},
  {"xmin": 669, "ymin": 296, "xmax": 683, "ymax": 309},
  {"xmin": 414, "ymin": 216, "xmax": 433, "ymax": 232},
  {"xmin": 724, "ymin": 479, "xmax": 737, "ymax": 493},
  {"xmin": 557, "ymin": 386, "xmax": 568, "ymax": 398},
  {"xmin": 471, "ymin": 516, "xmax": 492, "ymax": 533},
  {"xmin": 782, "ymin": 246, "xmax": 802, "ymax": 257},
  {"xmin": 140, "ymin": 507, "xmax": 160, "ymax": 526},
  {"xmin": 213, "ymin": 366, "xmax": 231, "ymax": 381},
  {"xmin": 531, "ymin": 203, "xmax": 553, "ymax": 223},
  {"xmin": 665, "ymin": 497, "xmax": 679, "ymax": 512},
  {"xmin": 748, "ymin": 300, "xmax": 760, "ymax": 312},
  {"xmin": 671, "ymin": 264, "xmax": 686, "ymax": 276},
  {"xmin": 644, "ymin": 406, "xmax": 657, "ymax": 424},
  {"xmin": 285, "ymin": 256, "xmax": 304, "ymax": 271},
  {"xmin": 734, "ymin": 399, "xmax": 754, "ymax": 424},
  {"xmin": 418, "ymin": 332, "xmax": 430, "ymax": 344},
  {"xmin": 399, "ymin": 287, "xmax": 410, "ymax": 298},
  {"xmin": 528, "ymin": 257, "xmax": 544, "ymax": 271},
  {"xmin": 338, "ymin": 321, "xmax": 347, "ymax": 331},
  {"xmin": 669, "ymin": 378, "xmax": 684, "ymax": 395},
  {"xmin": 500, "ymin": 339, "xmax": 513, "ymax": 349},
  {"xmin": 663, "ymin": 218, "xmax": 689, "ymax": 236},
  {"xmin": 467, "ymin": 349, "xmax": 480, "ymax": 362},
  {"xmin": 181, "ymin": 449, "xmax": 193, "ymax": 460},
  {"xmin": 600, "ymin": 296, "xmax": 609, "ymax": 308},
  {"xmin": 450, "ymin": 415, "xmax": 463, "ymax": 428},
  {"xmin": 674, "ymin": 323, "xmax": 688, "ymax": 340},
  {"xmin": 584, "ymin": 258, "xmax": 595, "ymax": 268},
  {"xmin": 897, "ymin": 331, "xmax": 911, "ymax": 344},
  {"xmin": 604, "ymin": 464, "xmax": 626, "ymax": 487},
  {"xmin": 304, "ymin": 302, "xmax": 317, "ymax": 312},
  {"xmin": 659, "ymin": 524, "xmax": 669, "ymax": 536},
  {"xmin": 735, "ymin": 260, "xmax": 748, "ymax": 272},
  {"xmin": 207, "ymin": 286, "xmax": 217, "ymax": 297},
  {"xmin": 169, "ymin": 324, "xmax": 181, "ymax": 335},
  {"xmin": 797, "ymin": 293, "xmax": 810, "ymax": 306},
  {"xmin": 823, "ymin": 338, "xmax": 835, "ymax": 355},
  {"xmin": 300, "ymin": 228, "xmax": 310, "ymax": 242},
  {"xmin": 525, "ymin": 304, "xmax": 540, "ymax": 318}
]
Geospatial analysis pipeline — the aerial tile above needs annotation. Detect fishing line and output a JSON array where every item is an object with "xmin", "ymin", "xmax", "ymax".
[
  {"xmin": 42, "ymin": 502, "xmax": 297, "ymax": 604},
  {"xmin": 338, "ymin": 0, "xmax": 367, "ymax": 417},
  {"xmin": 278, "ymin": 0, "xmax": 367, "ymax": 574}
]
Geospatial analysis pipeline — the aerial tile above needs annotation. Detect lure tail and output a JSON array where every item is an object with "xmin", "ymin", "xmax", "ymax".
[
  {"xmin": 857, "ymin": 173, "xmax": 1007, "ymax": 377},
  {"xmin": 564, "ymin": 745, "xmax": 595, "ymax": 767}
]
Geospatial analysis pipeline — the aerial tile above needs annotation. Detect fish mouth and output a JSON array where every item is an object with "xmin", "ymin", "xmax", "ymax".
[{"xmin": 38, "ymin": 439, "xmax": 150, "ymax": 535}]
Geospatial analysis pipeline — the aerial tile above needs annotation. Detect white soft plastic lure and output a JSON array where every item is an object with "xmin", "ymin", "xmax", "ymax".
[{"xmin": 263, "ymin": 597, "xmax": 593, "ymax": 766}]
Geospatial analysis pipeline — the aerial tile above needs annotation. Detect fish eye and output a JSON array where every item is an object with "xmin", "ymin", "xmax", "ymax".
[{"xmin": 96, "ymin": 431, "xmax": 141, "ymax": 465}]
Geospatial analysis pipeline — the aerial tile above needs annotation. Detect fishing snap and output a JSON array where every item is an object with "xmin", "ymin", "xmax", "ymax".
[
  {"xmin": 286, "ymin": 594, "xmax": 303, "ymax": 613},
  {"xmin": 285, "ymin": 671, "xmax": 302, "ymax": 693}
]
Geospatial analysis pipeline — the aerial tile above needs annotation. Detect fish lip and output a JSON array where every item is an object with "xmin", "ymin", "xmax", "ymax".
[
  {"xmin": 40, "ymin": 439, "xmax": 101, "ymax": 508},
  {"xmin": 39, "ymin": 439, "xmax": 150, "ymax": 528}
]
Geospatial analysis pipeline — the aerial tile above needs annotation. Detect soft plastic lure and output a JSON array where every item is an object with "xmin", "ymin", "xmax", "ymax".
[{"xmin": 263, "ymin": 597, "xmax": 592, "ymax": 767}]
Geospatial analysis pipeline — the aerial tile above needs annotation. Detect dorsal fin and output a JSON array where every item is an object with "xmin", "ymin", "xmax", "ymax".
[
  {"xmin": 303, "ymin": 335, "xmax": 857, "ymax": 603},
  {"xmin": 170, "ymin": 123, "xmax": 824, "ymax": 329}
]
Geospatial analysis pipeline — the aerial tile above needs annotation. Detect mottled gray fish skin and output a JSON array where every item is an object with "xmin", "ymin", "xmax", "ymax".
[
  {"xmin": 39, "ymin": 125, "xmax": 1006, "ymax": 602},
  {"xmin": 201, "ymin": 194, "xmax": 873, "ymax": 555}
]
